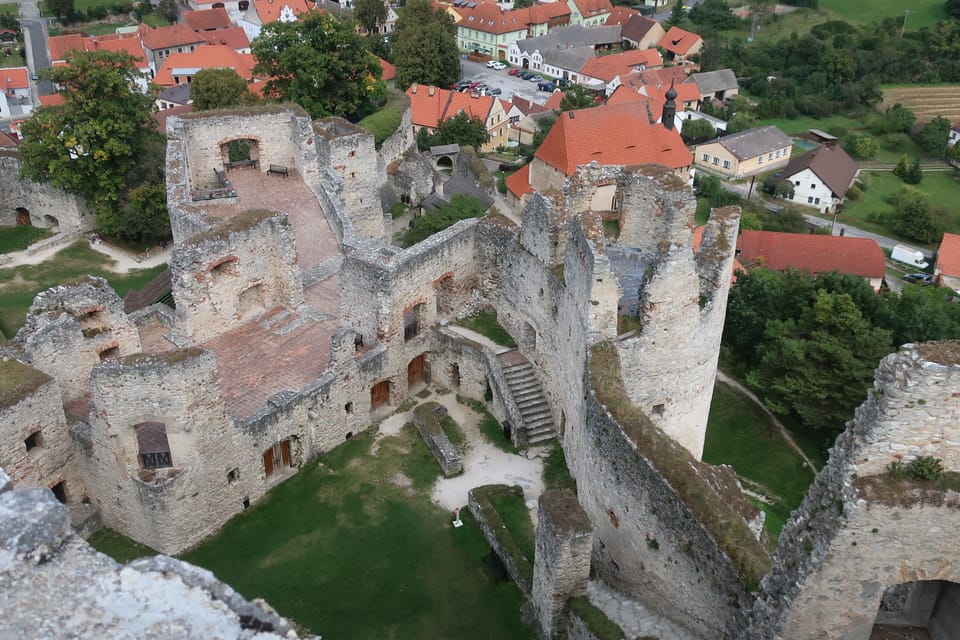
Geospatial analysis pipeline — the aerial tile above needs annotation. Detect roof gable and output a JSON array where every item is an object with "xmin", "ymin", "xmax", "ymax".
[
  {"xmin": 714, "ymin": 125, "xmax": 791, "ymax": 160},
  {"xmin": 0, "ymin": 67, "xmax": 29, "ymax": 90},
  {"xmin": 198, "ymin": 27, "xmax": 251, "ymax": 50},
  {"xmin": 579, "ymin": 48, "xmax": 661, "ymax": 82},
  {"xmin": 737, "ymin": 230, "xmax": 885, "ymax": 278},
  {"xmin": 253, "ymin": 0, "xmax": 314, "ymax": 24},
  {"xmin": 139, "ymin": 24, "xmax": 206, "ymax": 50},
  {"xmin": 153, "ymin": 45, "xmax": 256, "ymax": 86},
  {"xmin": 781, "ymin": 144, "xmax": 859, "ymax": 197},
  {"xmin": 183, "ymin": 8, "xmax": 232, "ymax": 31},
  {"xmin": 936, "ymin": 232, "xmax": 960, "ymax": 278},
  {"xmin": 658, "ymin": 25, "xmax": 702, "ymax": 55},
  {"xmin": 570, "ymin": 0, "xmax": 613, "ymax": 19},
  {"xmin": 619, "ymin": 13, "xmax": 659, "ymax": 42},
  {"xmin": 405, "ymin": 84, "xmax": 451, "ymax": 129}
]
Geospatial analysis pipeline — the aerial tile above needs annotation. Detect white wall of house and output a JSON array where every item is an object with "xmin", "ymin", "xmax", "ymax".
[
  {"xmin": 949, "ymin": 128, "xmax": 959, "ymax": 147},
  {"xmin": 786, "ymin": 167, "xmax": 836, "ymax": 214}
]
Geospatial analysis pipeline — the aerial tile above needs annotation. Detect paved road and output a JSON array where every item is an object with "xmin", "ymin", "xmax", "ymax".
[
  {"xmin": 459, "ymin": 58, "xmax": 548, "ymax": 106},
  {"xmin": 19, "ymin": 15, "xmax": 55, "ymax": 97}
]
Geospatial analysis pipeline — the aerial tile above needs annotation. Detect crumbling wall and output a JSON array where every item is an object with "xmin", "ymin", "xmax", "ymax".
[
  {"xmin": 748, "ymin": 342, "xmax": 960, "ymax": 640},
  {"xmin": 0, "ymin": 471, "xmax": 314, "ymax": 639},
  {"xmin": 10, "ymin": 277, "xmax": 142, "ymax": 402},
  {"xmin": 0, "ymin": 153, "xmax": 93, "ymax": 234},
  {"xmin": 379, "ymin": 97, "xmax": 415, "ymax": 168},
  {"xmin": 170, "ymin": 211, "xmax": 304, "ymax": 344}
]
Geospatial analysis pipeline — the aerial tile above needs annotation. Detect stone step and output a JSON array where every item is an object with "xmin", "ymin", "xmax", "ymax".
[
  {"xmin": 521, "ymin": 411, "xmax": 552, "ymax": 426},
  {"xmin": 259, "ymin": 308, "xmax": 294, "ymax": 329},
  {"xmin": 527, "ymin": 430, "xmax": 556, "ymax": 445},
  {"xmin": 503, "ymin": 365, "xmax": 534, "ymax": 379},
  {"xmin": 507, "ymin": 378, "xmax": 541, "ymax": 394},
  {"xmin": 526, "ymin": 424, "xmax": 556, "ymax": 439},
  {"xmin": 274, "ymin": 316, "xmax": 310, "ymax": 336},
  {"xmin": 524, "ymin": 416, "xmax": 555, "ymax": 431},
  {"xmin": 516, "ymin": 393, "xmax": 548, "ymax": 408}
]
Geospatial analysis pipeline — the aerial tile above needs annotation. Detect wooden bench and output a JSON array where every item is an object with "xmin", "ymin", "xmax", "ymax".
[{"xmin": 268, "ymin": 164, "xmax": 289, "ymax": 178}]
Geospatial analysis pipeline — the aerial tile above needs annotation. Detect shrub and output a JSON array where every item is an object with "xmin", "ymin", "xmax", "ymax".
[
  {"xmin": 846, "ymin": 185, "xmax": 862, "ymax": 200},
  {"xmin": 357, "ymin": 107, "xmax": 402, "ymax": 149},
  {"xmin": 908, "ymin": 456, "xmax": 944, "ymax": 481}
]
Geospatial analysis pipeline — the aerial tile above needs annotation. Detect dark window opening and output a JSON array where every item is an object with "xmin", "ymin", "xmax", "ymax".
[
  {"xmin": 404, "ymin": 303, "xmax": 424, "ymax": 342},
  {"xmin": 98, "ymin": 346, "xmax": 119, "ymax": 361},
  {"xmin": 136, "ymin": 422, "xmax": 173, "ymax": 469},
  {"xmin": 345, "ymin": 402, "xmax": 354, "ymax": 414},
  {"xmin": 50, "ymin": 481, "xmax": 67, "ymax": 504},
  {"xmin": 451, "ymin": 363, "xmax": 461, "ymax": 389},
  {"xmin": 345, "ymin": 431, "xmax": 354, "ymax": 440},
  {"xmin": 24, "ymin": 430, "xmax": 43, "ymax": 451},
  {"xmin": 227, "ymin": 468, "xmax": 240, "ymax": 484},
  {"xmin": 652, "ymin": 403, "xmax": 665, "ymax": 416},
  {"xmin": 243, "ymin": 497, "xmax": 251, "ymax": 509}
]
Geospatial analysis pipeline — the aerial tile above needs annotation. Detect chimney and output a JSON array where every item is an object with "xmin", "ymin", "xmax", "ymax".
[
  {"xmin": 661, "ymin": 81, "xmax": 676, "ymax": 131},
  {"xmin": 429, "ymin": 86, "xmax": 435, "ymax": 96},
  {"xmin": 411, "ymin": 83, "xmax": 418, "ymax": 94}
]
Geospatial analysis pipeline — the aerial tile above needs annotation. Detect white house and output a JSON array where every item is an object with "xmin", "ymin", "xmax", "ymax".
[
  {"xmin": 780, "ymin": 144, "xmax": 859, "ymax": 215},
  {"xmin": 949, "ymin": 122, "xmax": 960, "ymax": 147}
]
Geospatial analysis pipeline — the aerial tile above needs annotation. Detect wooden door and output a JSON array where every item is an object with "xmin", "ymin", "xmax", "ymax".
[
  {"xmin": 280, "ymin": 439, "xmax": 291, "ymax": 467},
  {"xmin": 371, "ymin": 381, "xmax": 390, "ymax": 410},
  {"xmin": 407, "ymin": 354, "xmax": 426, "ymax": 388},
  {"xmin": 263, "ymin": 448, "xmax": 274, "ymax": 477}
]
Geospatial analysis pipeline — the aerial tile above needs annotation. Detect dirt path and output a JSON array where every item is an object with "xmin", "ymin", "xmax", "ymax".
[
  {"xmin": 1, "ymin": 236, "xmax": 171, "ymax": 273},
  {"xmin": 715, "ymin": 370, "xmax": 819, "ymax": 472}
]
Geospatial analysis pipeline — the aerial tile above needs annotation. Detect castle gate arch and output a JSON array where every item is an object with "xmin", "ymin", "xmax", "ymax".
[
  {"xmin": 219, "ymin": 136, "xmax": 261, "ymax": 168},
  {"xmin": 407, "ymin": 353, "xmax": 428, "ymax": 389},
  {"xmin": 15, "ymin": 207, "xmax": 31, "ymax": 226}
]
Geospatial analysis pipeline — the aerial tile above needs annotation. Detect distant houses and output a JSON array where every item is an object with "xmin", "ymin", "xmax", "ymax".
[
  {"xmin": 779, "ymin": 144, "xmax": 859, "ymax": 214},
  {"xmin": 693, "ymin": 125, "xmax": 792, "ymax": 179}
]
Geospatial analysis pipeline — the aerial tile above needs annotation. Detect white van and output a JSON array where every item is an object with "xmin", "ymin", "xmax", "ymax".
[{"xmin": 890, "ymin": 244, "xmax": 929, "ymax": 269}]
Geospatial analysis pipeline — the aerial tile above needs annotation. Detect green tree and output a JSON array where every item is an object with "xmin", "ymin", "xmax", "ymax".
[
  {"xmin": 667, "ymin": 2, "xmax": 686, "ymax": 26},
  {"xmin": 746, "ymin": 289, "xmax": 892, "ymax": 437},
  {"xmin": 20, "ymin": 50, "xmax": 155, "ymax": 218},
  {"xmin": 157, "ymin": 0, "xmax": 178, "ymax": 22},
  {"xmin": 873, "ymin": 103, "xmax": 915, "ymax": 135},
  {"xmin": 918, "ymin": 116, "xmax": 951, "ymax": 157},
  {"xmin": 99, "ymin": 181, "xmax": 170, "ymax": 243},
  {"xmin": 400, "ymin": 193, "xmax": 485, "ymax": 246},
  {"xmin": 726, "ymin": 112, "xmax": 756, "ymax": 134},
  {"xmin": 889, "ymin": 186, "xmax": 942, "ymax": 243},
  {"xmin": 849, "ymin": 135, "xmax": 879, "ymax": 159},
  {"xmin": 190, "ymin": 68, "xmax": 257, "ymax": 111},
  {"xmin": 559, "ymin": 84, "xmax": 596, "ymax": 111},
  {"xmin": 680, "ymin": 117, "xmax": 715, "ymax": 143},
  {"xmin": 903, "ymin": 157, "xmax": 922, "ymax": 185},
  {"xmin": 252, "ymin": 12, "xmax": 384, "ymax": 120},
  {"xmin": 819, "ymin": 48, "xmax": 857, "ymax": 84},
  {"xmin": 437, "ymin": 111, "xmax": 489, "ymax": 148},
  {"xmin": 48, "ymin": 0, "xmax": 74, "ymax": 20},
  {"xmin": 948, "ymin": 0, "xmax": 960, "ymax": 19},
  {"xmin": 688, "ymin": 0, "xmax": 740, "ymax": 31},
  {"xmin": 893, "ymin": 153, "xmax": 909, "ymax": 179},
  {"xmin": 950, "ymin": 140, "xmax": 960, "ymax": 165},
  {"xmin": 392, "ymin": 0, "xmax": 460, "ymax": 90},
  {"xmin": 354, "ymin": 0, "xmax": 388, "ymax": 35}
]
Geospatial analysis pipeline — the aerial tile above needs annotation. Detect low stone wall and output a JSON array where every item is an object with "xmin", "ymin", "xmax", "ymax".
[
  {"xmin": 468, "ymin": 484, "xmax": 533, "ymax": 595},
  {"xmin": 412, "ymin": 402, "xmax": 462, "ymax": 477}
]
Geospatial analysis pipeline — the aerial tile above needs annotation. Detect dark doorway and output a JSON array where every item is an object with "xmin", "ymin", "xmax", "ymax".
[{"xmin": 15, "ymin": 207, "xmax": 31, "ymax": 226}]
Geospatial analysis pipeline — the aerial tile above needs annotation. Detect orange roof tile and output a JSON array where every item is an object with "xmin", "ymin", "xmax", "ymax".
[
  {"xmin": 737, "ymin": 230, "xmax": 886, "ymax": 278},
  {"xmin": 658, "ymin": 25, "xmax": 702, "ymax": 56},
  {"xmin": 153, "ymin": 45, "xmax": 256, "ymax": 87},
  {"xmin": 198, "ymin": 26, "xmax": 251, "ymax": 50},
  {"xmin": 91, "ymin": 37, "xmax": 149, "ymax": 66},
  {"xmin": 0, "ymin": 67, "xmax": 28, "ymax": 90},
  {"xmin": 605, "ymin": 5, "xmax": 639, "ymax": 25},
  {"xmin": 579, "ymin": 48, "xmax": 662, "ymax": 82},
  {"xmin": 520, "ymin": 1, "xmax": 570, "ymax": 24},
  {"xmin": 456, "ymin": 1, "xmax": 528, "ymax": 35},
  {"xmin": 405, "ymin": 84, "xmax": 451, "ymax": 129},
  {"xmin": 377, "ymin": 57, "xmax": 395, "ymax": 82},
  {"xmin": 446, "ymin": 90, "xmax": 494, "ymax": 123},
  {"xmin": 543, "ymin": 90, "xmax": 564, "ymax": 110},
  {"xmin": 506, "ymin": 163, "xmax": 532, "ymax": 199},
  {"xmin": 39, "ymin": 93, "xmax": 66, "ymax": 106},
  {"xmin": 183, "ymin": 8, "xmax": 232, "ymax": 31},
  {"xmin": 0, "ymin": 130, "xmax": 18, "ymax": 147},
  {"xmin": 936, "ymin": 232, "xmax": 960, "ymax": 278},
  {"xmin": 570, "ymin": 0, "xmax": 613, "ymax": 18},
  {"xmin": 534, "ymin": 102, "xmax": 691, "ymax": 175},
  {"xmin": 48, "ymin": 34, "xmax": 86, "ymax": 61},
  {"xmin": 254, "ymin": 0, "xmax": 314, "ymax": 24},
  {"xmin": 139, "ymin": 23, "xmax": 205, "ymax": 51}
]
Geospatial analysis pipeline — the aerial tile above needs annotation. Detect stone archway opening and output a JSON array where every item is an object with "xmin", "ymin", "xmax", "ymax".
[
  {"xmin": 43, "ymin": 214, "xmax": 60, "ymax": 232},
  {"xmin": 871, "ymin": 580, "xmax": 960, "ymax": 640},
  {"xmin": 15, "ymin": 207, "xmax": 31, "ymax": 226},
  {"xmin": 220, "ymin": 138, "xmax": 260, "ymax": 169}
]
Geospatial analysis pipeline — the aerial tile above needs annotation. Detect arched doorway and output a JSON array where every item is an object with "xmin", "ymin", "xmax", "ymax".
[
  {"xmin": 407, "ymin": 353, "xmax": 428, "ymax": 390},
  {"xmin": 220, "ymin": 137, "xmax": 260, "ymax": 168},
  {"xmin": 43, "ymin": 214, "xmax": 59, "ymax": 232},
  {"xmin": 15, "ymin": 207, "xmax": 31, "ymax": 226}
]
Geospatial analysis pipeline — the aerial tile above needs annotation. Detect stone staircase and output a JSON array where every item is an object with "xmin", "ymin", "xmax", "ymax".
[{"xmin": 500, "ymin": 354, "xmax": 556, "ymax": 446}]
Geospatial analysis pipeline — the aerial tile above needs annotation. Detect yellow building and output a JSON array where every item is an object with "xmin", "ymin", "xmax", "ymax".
[{"xmin": 693, "ymin": 125, "xmax": 792, "ymax": 179}]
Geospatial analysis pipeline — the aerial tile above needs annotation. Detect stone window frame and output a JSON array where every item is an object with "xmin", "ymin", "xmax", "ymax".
[{"xmin": 135, "ymin": 421, "xmax": 173, "ymax": 470}]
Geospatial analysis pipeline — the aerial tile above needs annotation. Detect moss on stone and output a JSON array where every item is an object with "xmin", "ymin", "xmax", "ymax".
[
  {"xmin": 472, "ymin": 484, "xmax": 534, "ymax": 585},
  {"xmin": 0, "ymin": 359, "xmax": 52, "ymax": 410},
  {"xmin": 589, "ymin": 342, "xmax": 772, "ymax": 589},
  {"xmin": 119, "ymin": 347, "xmax": 206, "ymax": 367},
  {"xmin": 184, "ymin": 209, "xmax": 276, "ymax": 246},
  {"xmin": 569, "ymin": 597, "xmax": 624, "ymax": 640}
]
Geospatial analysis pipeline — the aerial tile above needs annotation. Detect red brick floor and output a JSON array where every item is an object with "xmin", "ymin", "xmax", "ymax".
[
  {"xmin": 200, "ymin": 168, "xmax": 341, "ymax": 272},
  {"xmin": 138, "ymin": 319, "xmax": 177, "ymax": 354},
  {"xmin": 303, "ymin": 274, "xmax": 340, "ymax": 316}
]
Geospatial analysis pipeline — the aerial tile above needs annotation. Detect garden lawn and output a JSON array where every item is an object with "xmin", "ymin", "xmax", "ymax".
[
  {"xmin": 182, "ymin": 427, "xmax": 535, "ymax": 639},
  {"xmin": 88, "ymin": 528, "xmax": 158, "ymax": 563},
  {"xmin": 0, "ymin": 241, "xmax": 165, "ymax": 339},
  {"xmin": 820, "ymin": 0, "xmax": 945, "ymax": 29},
  {"xmin": 455, "ymin": 309, "xmax": 517, "ymax": 348},
  {"xmin": 839, "ymin": 170, "xmax": 960, "ymax": 242},
  {"xmin": 755, "ymin": 114, "xmax": 868, "ymax": 137},
  {"xmin": 703, "ymin": 381, "xmax": 816, "ymax": 541},
  {"xmin": 0, "ymin": 226, "xmax": 51, "ymax": 254}
]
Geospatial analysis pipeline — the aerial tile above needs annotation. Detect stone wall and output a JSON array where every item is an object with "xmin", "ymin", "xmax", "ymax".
[
  {"xmin": 10, "ymin": 277, "xmax": 142, "ymax": 402},
  {"xmin": 412, "ymin": 402, "xmax": 462, "ymax": 477},
  {"xmin": 379, "ymin": 96, "xmax": 415, "ymax": 169},
  {"xmin": 0, "ymin": 473, "xmax": 314, "ymax": 639},
  {"xmin": 0, "ymin": 361, "xmax": 81, "ymax": 500},
  {"xmin": 747, "ymin": 342, "xmax": 960, "ymax": 640},
  {"xmin": 170, "ymin": 212, "xmax": 304, "ymax": 343},
  {"xmin": 468, "ymin": 485, "xmax": 534, "ymax": 595},
  {"xmin": 0, "ymin": 153, "xmax": 93, "ymax": 235}
]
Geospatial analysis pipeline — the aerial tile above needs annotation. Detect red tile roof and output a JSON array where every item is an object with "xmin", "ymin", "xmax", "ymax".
[
  {"xmin": 936, "ymin": 232, "xmax": 960, "ymax": 278},
  {"xmin": 254, "ymin": 0, "xmax": 315, "ymax": 23},
  {"xmin": 446, "ymin": 90, "xmax": 495, "ymax": 122},
  {"xmin": 506, "ymin": 163, "xmax": 533, "ymax": 199},
  {"xmin": 456, "ymin": 1, "xmax": 529, "ymax": 35},
  {"xmin": 605, "ymin": 6, "xmax": 639, "ymax": 25},
  {"xmin": 519, "ymin": 1, "xmax": 570, "ymax": 23},
  {"xmin": 48, "ymin": 34, "xmax": 85, "ymax": 61},
  {"xmin": 198, "ymin": 26, "xmax": 251, "ymax": 50},
  {"xmin": 152, "ymin": 103, "xmax": 193, "ymax": 133},
  {"xmin": 658, "ymin": 25, "xmax": 702, "ymax": 56},
  {"xmin": 736, "ymin": 230, "xmax": 885, "ymax": 278},
  {"xmin": 183, "ymin": 8, "xmax": 232, "ymax": 31},
  {"xmin": 377, "ymin": 56, "xmax": 395, "ymax": 82},
  {"xmin": 535, "ymin": 102, "xmax": 691, "ymax": 175},
  {"xmin": 46, "ymin": 33, "xmax": 149, "ymax": 68},
  {"xmin": 154, "ymin": 45, "xmax": 256, "ymax": 86},
  {"xmin": 139, "ymin": 23, "xmax": 206, "ymax": 51},
  {"xmin": 510, "ymin": 95, "xmax": 549, "ymax": 117},
  {"xmin": 579, "ymin": 48, "xmax": 662, "ymax": 82},
  {"xmin": 405, "ymin": 84, "xmax": 451, "ymax": 129},
  {"xmin": 570, "ymin": 0, "xmax": 613, "ymax": 19},
  {"xmin": 0, "ymin": 67, "xmax": 28, "ymax": 90},
  {"xmin": 0, "ymin": 130, "xmax": 18, "ymax": 147},
  {"xmin": 543, "ymin": 90, "xmax": 564, "ymax": 110},
  {"xmin": 39, "ymin": 93, "xmax": 66, "ymax": 106}
]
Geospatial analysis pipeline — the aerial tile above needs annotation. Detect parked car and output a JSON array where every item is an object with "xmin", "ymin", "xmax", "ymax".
[
  {"xmin": 557, "ymin": 78, "xmax": 571, "ymax": 88},
  {"xmin": 519, "ymin": 71, "xmax": 533, "ymax": 80},
  {"xmin": 468, "ymin": 81, "xmax": 482, "ymax": 89},
  {"xmin": 528, "ymin": 75, "xmax": 543, "ymax": 82},
  {"xmin": 537, "ymin": 81, "xmax": 556, "ymax": 92},
  {"xmin": 903, "ymin": 273, "xmax": 933, "ymax": 285},
  {"xmin": 492, "ymin": 62, "xmax": 507, "ymax": 70},
  {"xmin": 485, "ymin": 60, "xmax": 498, "ymax": 68},
  {"xmin": 508, "ymin": 68, "xmax": 520, "ymax": 76},
  {"xmin": 488, "ymin": 87, "xmax": 502, "ymax": 96}
]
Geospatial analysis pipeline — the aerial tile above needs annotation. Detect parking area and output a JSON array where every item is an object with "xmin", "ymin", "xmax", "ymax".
[{"xmin": 458, "ymin": 59, "xmax": 557, "ymax": 106}]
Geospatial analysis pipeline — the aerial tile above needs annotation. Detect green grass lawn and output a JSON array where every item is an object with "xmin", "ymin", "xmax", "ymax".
[
  {"xmin": 820, "ymin": 0, "xmax": 945, "ymax": 29},
  {"xmin": 181, "ymin": 427, "xmax": 535, "ymax": 639},
  {"xmin": 839, "ymin": 170, "xmax": 960, "ymax": 242},
  {"xmin": 88, "ymin": 527, "xmax": 158, "ymax": 563},
  {"xmin": 0, "ymin": 226, "xmax": 52, "ymax": 254},
  {"xmin": 0, "ymin": 241, "xmax": 166, "ymax": 339},
  {"xmin": 455, "ymin": 309, "xmax": 517, "ymax": 349},
  {"xmin": 703, "ymin": 381, "xmax": 817, "ymax": 541}
]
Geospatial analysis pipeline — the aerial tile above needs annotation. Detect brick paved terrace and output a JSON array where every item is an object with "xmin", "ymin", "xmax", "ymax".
[{"xmin": 198, "ymin": 167, "xmax": 341, "ymax": 273}]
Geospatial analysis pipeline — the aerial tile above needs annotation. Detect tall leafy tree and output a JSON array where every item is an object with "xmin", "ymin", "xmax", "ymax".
[
  {"xmin": 559, "ymin": 84, "xmax": 595, "ymax": 110},
  {"xmin": 191, "ymin": 68, "xmax": 258, "ymax": 111},
  {"xmin": 667, "ymin": 2, "xmax": 686, "ymax": 26},
  {"xmin": 354, "ymin": 0, "xmax": 388, "ymax": 35},
  {"xmin": 253, "ymin": 12, "xmax": 384, "ymax": 119},
  {"xmin": 47, "ymin": 0, "xmax": 74, "ymax": 20},
  {"xmin": 392, "ymin": 0, "xmax": 459, "ymax": 90},
  {"xmin": 917, "ymin": 115, "xmax": 951, "ymax": 156},
  {"xmin": 20, "ymin": 50, "xmax": 156, "ymax": 218}
]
